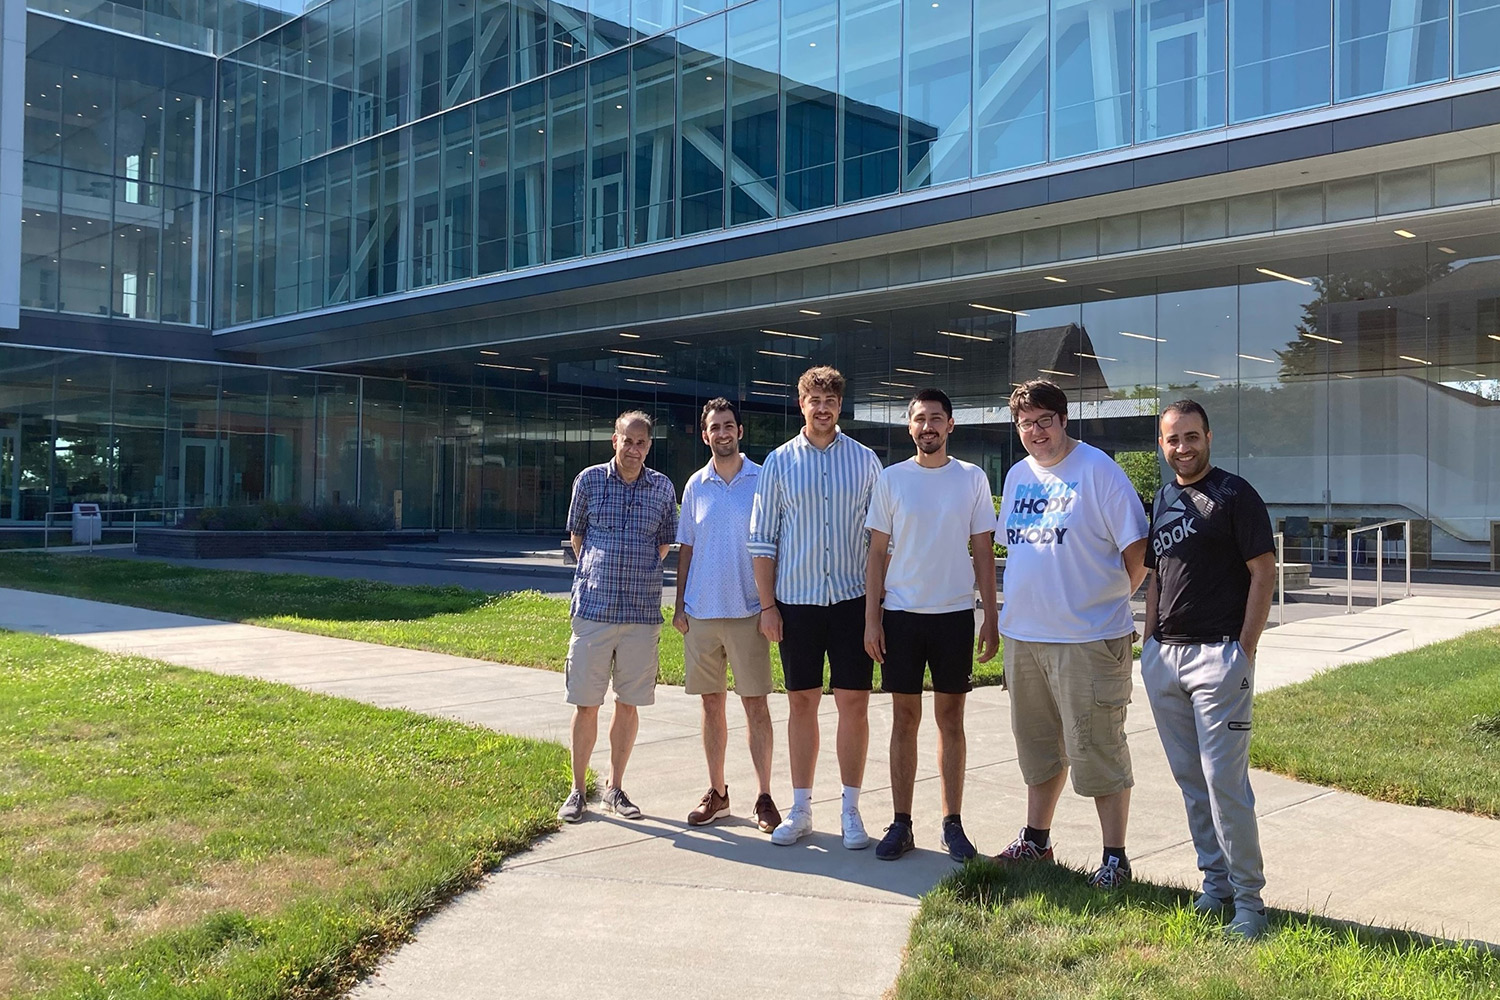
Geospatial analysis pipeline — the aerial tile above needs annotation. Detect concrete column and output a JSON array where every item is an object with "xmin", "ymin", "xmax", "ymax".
[{"xmin": 0, "ymin": 0, "xmax": 25, "ymax": 333}]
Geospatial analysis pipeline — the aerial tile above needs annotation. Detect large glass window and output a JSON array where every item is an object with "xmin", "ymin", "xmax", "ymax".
[
  {"xmin": 477, "ymin": 0, "xmax": 513, "ymax": 94},
  {"xmin": 1231, "ymin": 0, "xmax": 1331, "ymax": 122},
  {"xmin": 379, "ymin": 130, "xmax": 410, "ymax": 295},
  {"xmin": 1335, "ymin": 0, "xmax": 1449, "ymax": 102},
  {"xmin": 677, "ymin": 16, "xmax": 725, "ymax": 236},
  {"xmin": 511, "ymin": 81, "xmax": 547, "ymax": 267},
  {"xmin": 839, "ymin": 0, "xmax": 899, "ymax": 202},
  {"xmin": 21, "ymin": 164, "xmax": 62, "ymax": 312},
  {"xmin": 475, "ymin": 93, "xmax": 510, "ymax": 274},
  {"xmin": 727, "ymin": 0, "xmax": 780, "ymax": 226},
  {"xmin": 781, "ymin": 0, "xmax": 837, "ymax": 215},
  {"xmin": 904, "ymin": 0, "xmax": 972, "ymax": 190},
  {"xmin": 1456, "ymin": 0, "xmax": 1500, "ymax": 76},
  {"xmin": 443, "ymin": 106, "xmax": 476, "ymax": 280},
  {"xmin": 410, "ymin": 117, "xmax": 443, "ymax": 287},
  {"xmin": 974, "ymin": 0, "xmax": 1047, "ymax": 176},
  {"xmin": 632, "ymin": 36, "xmax": 676, "ymax": 245},
  {"xmin": 549, "ymin": 67, "xmax": 587, "ymax": 261},
  {"xmin": 1051, "ymin": 0, "xmax": 1132, "ymax": 159},
  {"xmin": 1137, "ymin": 0, "xmax": 1226, "ymax": 141},
  {"xmin": 589, "ymin": 51, "xmax": 631, "ymax": 253}
]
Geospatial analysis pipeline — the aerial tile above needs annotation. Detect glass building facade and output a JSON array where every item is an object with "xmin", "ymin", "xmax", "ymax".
[{"xmin": 5, "ymin": 0, "xmax": 1500, "ymax": 565}]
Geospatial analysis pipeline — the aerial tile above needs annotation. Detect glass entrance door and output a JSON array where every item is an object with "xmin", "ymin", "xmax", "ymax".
[
  {"xmin": 179, "ymin": 437, "xmax": 229, "ymax": 509},
  {"xmin": 433, "ymin": 436, "xmax": 478, "ymax": 531}
]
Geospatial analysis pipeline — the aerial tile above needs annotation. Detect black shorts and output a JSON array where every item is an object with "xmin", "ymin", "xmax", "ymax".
[
  {"xmin": 880, "ymin": 609, "xmax": 974, "ymax": 695},
  {"xmin": 777, "ymin": 598, "xmax": 874, "ymax": 692}
]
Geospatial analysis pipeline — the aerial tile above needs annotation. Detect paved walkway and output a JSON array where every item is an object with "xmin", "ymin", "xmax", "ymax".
[{"xmin": 2, "ymin": 589, "xmax": 1498, "ymax": 998}]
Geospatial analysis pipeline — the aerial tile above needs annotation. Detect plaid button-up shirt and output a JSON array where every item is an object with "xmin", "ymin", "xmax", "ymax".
[{"xmin": 567, "ymin": 459, "xmax": 679, "ymax": 624}]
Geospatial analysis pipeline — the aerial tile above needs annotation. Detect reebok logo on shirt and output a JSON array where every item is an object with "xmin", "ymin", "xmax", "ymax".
[
  {"xmin": 1006, "ymin": 482, "xmax": 1077, "ymax": 546},
  {"xmin": 1151, "ymin": 495, "xmax": 1199, "ymax": 559}
]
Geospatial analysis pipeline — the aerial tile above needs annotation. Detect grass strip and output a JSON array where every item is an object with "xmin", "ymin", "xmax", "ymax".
[
  {"xmin": 1250, "ymin": 626, "xmax": 1500, "ymax": 818},
  {"xmin": 0, "ymin": 629, "xmax": 570, "ymax": 1000},
  {"xmin": 0, "ymin": 553, "xmax": 1007, "ymax": 690},
  {"xmin": 896, "ymin": 861, "xmax": 1500, "ymax": 1000}
]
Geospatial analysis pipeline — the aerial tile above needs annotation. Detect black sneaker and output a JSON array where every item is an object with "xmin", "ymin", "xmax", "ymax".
[
  {"xmin": 874, "ymin": 821, "xmax": 915, "ymax": 861},
  {"xmin": 940, "ymin": 817, "xmax": 977, "ymax": 862}
]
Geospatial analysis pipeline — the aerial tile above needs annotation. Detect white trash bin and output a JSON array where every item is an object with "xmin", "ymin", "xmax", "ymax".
[{"xmin": 71, "ymin": 503, "xmax": 102, "ymax": 546}]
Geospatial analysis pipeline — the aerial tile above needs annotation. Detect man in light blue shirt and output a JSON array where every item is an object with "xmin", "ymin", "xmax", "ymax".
[
  {"xmin": 674, "ymin": 398, "xmax": 781, "ymax": 834},
  {"xmin": 749, "ymin": 365, "xmax": 883, "ymax": 849}
]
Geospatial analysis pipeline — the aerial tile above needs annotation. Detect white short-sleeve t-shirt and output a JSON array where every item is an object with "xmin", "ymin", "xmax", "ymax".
[
  {"xmin": 997, "ymin": 440, "xmax": 1148, "ymax": 643},
  {"xmin": 864, "ymin": 457, "xmax": 998, "ymax": 614}
]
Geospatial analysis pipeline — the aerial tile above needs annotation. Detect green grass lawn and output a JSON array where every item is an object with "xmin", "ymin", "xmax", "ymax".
[
  {"xmin": 0, "ymin": 553, "xmax": 1007, "ymax": 691},
  {"xmin": 895, "ymin": 861, "xmax": 1500, "ymax": 1000},
  {"xmin": 1250, "ymin": 626, "xmax": 1500, "ymax": 818},
  {"xmin": 0, "ymin": 629, "xmax": 570, "ymax": 1000}
]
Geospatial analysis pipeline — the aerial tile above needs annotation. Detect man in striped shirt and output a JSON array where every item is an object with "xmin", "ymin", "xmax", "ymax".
[{"xmin": 749, "ymin": 365, "xmax": 883, "ymax": 849}]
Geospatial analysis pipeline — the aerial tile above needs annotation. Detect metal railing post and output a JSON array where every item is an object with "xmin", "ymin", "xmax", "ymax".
[
  {"xmin": 1346, "ymin": 528, "xmax": 1354, "ymax": 614},
  {"xmin": 1376, "ymin": 525, "xmax": 1384, "ymax": 608},
  {"xmin": 1274, "ymin": 531, "xmax": 1285, "ymax": 626},
  {"xmin": 1405, "ymin": 519, "xmax": 1413, "ymax": 597}
]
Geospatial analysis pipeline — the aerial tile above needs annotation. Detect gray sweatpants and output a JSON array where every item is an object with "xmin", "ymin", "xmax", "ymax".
[{"xmin": 1141, "ymin": 637, "xmax": 1265, "ymax": 910}]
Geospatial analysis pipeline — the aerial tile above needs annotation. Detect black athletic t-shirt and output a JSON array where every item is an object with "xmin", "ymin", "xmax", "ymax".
[{"xmin": 1145, "ymin": 466, "xmax": 1274, "ymax": 644}]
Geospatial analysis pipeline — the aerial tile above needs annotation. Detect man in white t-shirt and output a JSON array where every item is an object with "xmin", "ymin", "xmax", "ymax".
[
  {"xmin": 864, "ymin": 389, "xmax": 999, "ymax": 862},
  {"xmin": 993, "ymin": 379, "xmax": 1149, "ymax": 890}
]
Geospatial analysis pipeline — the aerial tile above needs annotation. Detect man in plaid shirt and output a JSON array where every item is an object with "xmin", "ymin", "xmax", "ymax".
[{"xmin": 556, "ymin": 410, "xmax": 679, "ymax": 824}]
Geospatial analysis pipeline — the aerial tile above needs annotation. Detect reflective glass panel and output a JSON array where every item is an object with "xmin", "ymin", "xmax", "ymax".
[
  {"xmin": 1335, "ymin": 0, "xmax": 1449, "ymax": 102},
  {"xmin": 727, "ymin": 0, "xmax": 780, "ymax": 226},
  {"xmin": 1051, "ymin": 0, "xmax": 1132, "ymax": 159},
  {"xmin": 589, "ymin": 51, "xmax": 631, "ymax": 254},
  {"xmin": 475, "ymin": 93, "xmax": 510, "ymax": 274},
  {"xmin": 631, "ymin": 36, "xmax": 676, "ymax": 245},
  {"xmin": 975, "ymin": 0, "xmax": 1047, "ymax": 176},
  {"xmin": 1137, "ymin": 0, "xmax": 1226, "ymax": 141},
  {"xmin": 549, "ymin": 67, "xmax": 587, "ymax": 262},
  {"xmin": 678, "ymin": 16, "xmax": 725, "ymax": 236},
  {"xmin": 904, "ymin": 0, "xmax": 972, "ymax": 190},
  {"xmin": 1456, "ymin": 1, "xmax": 1500, "ymax": 76},
  {"xmin": 1231, "ymin": 0, "xmax": 1331, "ymax": 122},
  {"xmin": 511, "ymin": 82, "xmax": 547, "ymax": 267},
  {"xmin": 839, "ymin": 0, "xmax": 899, "ymax": 202},
  {"xmin": 782, "ymin": 0, "xmax": 837, "ymax": 215}
]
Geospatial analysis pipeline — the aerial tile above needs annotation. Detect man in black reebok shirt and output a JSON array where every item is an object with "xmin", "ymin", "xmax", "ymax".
[{"xmin": 1142, "ymin": 399, "xmax": 1276, "ymax": 941}]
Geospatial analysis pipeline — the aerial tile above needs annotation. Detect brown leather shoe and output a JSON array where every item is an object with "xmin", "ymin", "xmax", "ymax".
[
  {"xmin": 688, "ymin": 786, "xmax": 730, "ymax": 826},
  {"xmin": 753, "ymin": 793, "xmax": 782, "ymax": 833}
]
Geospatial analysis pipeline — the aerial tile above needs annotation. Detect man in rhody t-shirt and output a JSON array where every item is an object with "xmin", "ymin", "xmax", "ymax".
[{"xmin": 993, "ymin": 379, "xmax": 1149, "ymax": 891}]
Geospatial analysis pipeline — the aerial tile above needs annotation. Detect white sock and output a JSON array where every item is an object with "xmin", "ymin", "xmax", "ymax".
[
  {"xmin": 842, "ymin": 785, "xmax": 861, "ymax": 813},
  {"xmin": 792, "ymin": 787, "xmax": 812, "ymax": 812}
]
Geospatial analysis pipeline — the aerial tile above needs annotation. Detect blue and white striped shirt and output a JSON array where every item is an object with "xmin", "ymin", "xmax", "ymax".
[
  {"xmin": 748, "ymin": 430, "xmax": 882, "ymax": 607},
  {"xmin": 677, "ymin": 456, "xmax": 762, "ymax": 620}
]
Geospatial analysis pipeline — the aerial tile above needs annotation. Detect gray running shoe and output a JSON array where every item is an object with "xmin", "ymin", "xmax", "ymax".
[
  {"xmin": 1193, "ymin": 892, "xmax": 1233, "ymax": 914},
  {"xmin": 602, "ymin": 785, "xmax": 642, "ymax": 819},
  {"xmin": 558, "ymin": 788, "xmax": 586, "ymax": 823},
  {"xmin": 1227, "ymin": 907, "xmax": 1269, "ymax": 941}
]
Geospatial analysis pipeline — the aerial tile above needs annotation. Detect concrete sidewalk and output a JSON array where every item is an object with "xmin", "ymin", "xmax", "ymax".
[{"xmin": 1, "ymin": 589, "xmax": 1498, "ymax": 998}]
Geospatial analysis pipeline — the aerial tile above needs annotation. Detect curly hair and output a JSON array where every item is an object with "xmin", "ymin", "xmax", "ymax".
[{"xmin": 797, "ymin": 365, "xmax": 846, "ymax": 399}]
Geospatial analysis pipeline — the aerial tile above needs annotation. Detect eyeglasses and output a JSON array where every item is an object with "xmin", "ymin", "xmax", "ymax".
[{"xmin": 1016, "ymin": 413, "xmax": 1060, "ymax": 433}]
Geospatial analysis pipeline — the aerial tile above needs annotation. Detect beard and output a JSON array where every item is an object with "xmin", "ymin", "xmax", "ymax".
[
  {"xmin": 916, "ymin": 436, "xmax": 943, "ymax": 455},
  {"xmin": 710, "ymin": 439, "xmax": 739, "ymax": 458}
]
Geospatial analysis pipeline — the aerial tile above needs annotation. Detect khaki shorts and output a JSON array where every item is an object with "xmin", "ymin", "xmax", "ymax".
[
  {"xmin": 1004, "ymin": 635, "xmax": 1135, "ymax": 798},
  {"xmin": 683, "ymin": 614, "xmax": 774, "ymax": 697},
  {"xmin": 564, "ymin": 618, "xmax": 661, "ymax": 707}
]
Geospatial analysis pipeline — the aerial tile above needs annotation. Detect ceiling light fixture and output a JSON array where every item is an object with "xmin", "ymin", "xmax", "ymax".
[
  {"xmin": 1096, "ymin": 287, "xmax": 1117, "ymax": 294},
  {"xmin": 798, "ymin": 308, "xmax": 822, "ymax": 316},
  {"xmin": 761, "ymin": 329, "xmax": 820, "ymax": 341},
  {"xmin": 751, "ymin": 379, "xmax": 788, "ymax": 386},
  {"xmin": 879, "ymin": 381, "xmax": 914, "ymax": 388},
  {"xmin": 480, "ymin": 349, "xmax": 500, "ymax": 355},
  {"xmin": 1437, "ymin": 246, "xmax": 1457, "ymax": 254},
  {"xmin": 1075, "ymin": 352, "xmax": 1117, "ymax": 361},
  {"xmin": 1393, "ymin": 229, "xmax": 1416, "ymax": 239},
  {"xmin": 1489, "ymin": 335, "xmax": 1500, "ymax": 342},
  {"xmin": 619, "ymin": 332, "xmax": 641, "ymax": 338},
  {"xmin": 895, "ymin": 368, "xmax": 933, "ymax": 376},
  {"xmin": 477, "ymin": 362, "xmax": 532, "ymax": 372},
  {"xmin": 868, "ymin": 392, "xmax": 902, "ymax": 399},
  {"xmin": 750, "ymin": 390, "xmax": 786, "ymax": 398},
  {"xmin": 758, "ymin": 349, "xmax": 804, "ymax": 358},
  {"xmin": 1398, "ymin": 354, "xmax": 1432, "ymax": 365},
  {"xmin": 1038, "ymin": 368, "xmax": 1074, "ymax": 377},
  {"xmin": 938, "ymin": 330, "xmax": 993, "ymax": 342},
  {"xmin": 914, "ymin": 350, "xmax": 962, "ymax": 361},
  {"xmin": 1335, "ymin": 373, "xmax": 1355, "ymax": 379},
  {"xmin": 1256, "ymin": 266, "xmax": 1313, "ymax": 286},
  {"xmin": 617, "ymin": 364, "xmax": 667, "ymax": 373},
  {"xmin": 969, "ymin": 302, "xmax": 1029, "ymax": 316},
  {"xmin": 851, "ymin": 318, "xmax": 874, "ymax": 324},
  {"xmin": 625, "ymin": 378, "xmax": 666, "ymax": 386},
  {"xmin": 607, "ymin": 348, "xmax": 664, "ymax": 358},
  {"xmin": 1238, "ymin": 353, "xmax": 1276, "ymax": 363},
  {"xmin": 1184, "ymin": 369, "xmax": 1221, "ymax": 379},
  {"xmin": 1042, "ymin": 275, "xmax": 1067, "ymax": 283},
  {"xmin": 1119, "ymin": 331, "xmax": 1165, "ymax": 342},
  {"xmin": 1301, "ymin": 333, "xmax": 1343, "ymax": 344}
]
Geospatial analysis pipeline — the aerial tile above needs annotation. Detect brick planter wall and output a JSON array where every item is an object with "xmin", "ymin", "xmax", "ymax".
[{"xmin": 135, "ymin": 529, "xmax": 438, "ymax": 559}]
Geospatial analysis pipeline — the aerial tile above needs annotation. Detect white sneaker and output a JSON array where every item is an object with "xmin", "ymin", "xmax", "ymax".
[
  {"xmin": 770, "ymin": 807, "xmax": 812, "ymax": 846},
  {"xmin": 841, "ymin": 807, "xmax": 870, "ymax": 850}
]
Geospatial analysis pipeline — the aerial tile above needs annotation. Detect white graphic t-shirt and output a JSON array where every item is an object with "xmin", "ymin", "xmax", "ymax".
[
  {"xmin": 865, "ymin": 457, "xmax": 998, "ymax": 614},
  {"xmin": 997, "ymin": 440, "xmax": 1148, "ymax": 643}
]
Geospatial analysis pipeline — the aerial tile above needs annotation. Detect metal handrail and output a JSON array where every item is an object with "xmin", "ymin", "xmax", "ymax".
[
  {"xmin": 1346, "ymin": 518, "xmax": 1413, "ymax": 613},
  {"xmin": 40, "ymin": 504, "xmax": 224, "ymax": 551}
]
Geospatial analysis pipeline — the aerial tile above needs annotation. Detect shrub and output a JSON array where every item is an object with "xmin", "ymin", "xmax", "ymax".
[{"xmin": 182, "ymin": 502, "xmax": 395, "ymax": 532}]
